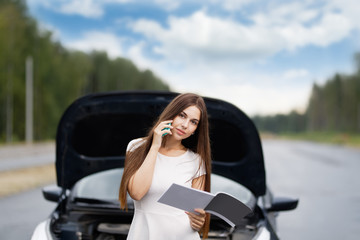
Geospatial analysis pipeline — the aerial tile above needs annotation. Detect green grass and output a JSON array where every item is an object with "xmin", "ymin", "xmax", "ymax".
[{"xmin": 260, "ymin": 131, "xmax": 360, "ymax": 149}]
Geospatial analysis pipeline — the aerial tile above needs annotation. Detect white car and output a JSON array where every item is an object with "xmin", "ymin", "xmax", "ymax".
[{"xmin": 32, "ymin": 91, "xmax": 298, "ymax": 240}]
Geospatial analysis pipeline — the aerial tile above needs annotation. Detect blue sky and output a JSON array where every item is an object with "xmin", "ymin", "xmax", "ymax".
[{"xmin": 26, "ymin": 0, "xmax": 360, "ymax": 116}]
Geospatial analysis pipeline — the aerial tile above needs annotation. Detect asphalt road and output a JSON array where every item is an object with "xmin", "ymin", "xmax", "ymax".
[
  {"xmin": 0, "ymin": 139, "xmax": 359, "ymax": 239},
  {"xmin": 0, "ymin": 142, "xmax": 55, "ymax": 171},
  {"xmin": 262, "ymin": 139, "xmax": 360, "ymax": 240},
  {"xmin": 0, "ymin": 187, "xmax": 56, "ymax": 239}
]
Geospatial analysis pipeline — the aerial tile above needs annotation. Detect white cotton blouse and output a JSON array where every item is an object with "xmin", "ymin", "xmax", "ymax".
[{"xmin": 126, "ymin": 138, "xmax": 206, "ymax": 240}]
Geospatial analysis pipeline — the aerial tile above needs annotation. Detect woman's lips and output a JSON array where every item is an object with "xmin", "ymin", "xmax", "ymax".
[{"xmin": 176, "ymin": 128, "xmax": 186, "ymax": 135}]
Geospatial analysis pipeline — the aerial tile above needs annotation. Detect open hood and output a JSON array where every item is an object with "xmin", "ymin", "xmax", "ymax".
[{"xmin": 56, "ymin": 91, "xmax": 266, "ymax": 196}]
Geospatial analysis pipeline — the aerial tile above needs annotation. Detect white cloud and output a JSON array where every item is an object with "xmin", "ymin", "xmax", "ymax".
[
  {"xmin": 252, "ymin": 1, "xmax": 318, "ymax": 26},
  {"xmin": 130, "ymin": 6, "xmax": 353, "ymax": 67},
  {"xmin": 59, "ymin": 0, "xmax": 104, "ymax": 18},
  {"xmin": 64, "ymin": 31, "xmax": 123, "ymax": 59},
  {"xmin": 328, "ymin": 0, "xmax": 360, "ymax": 29},
  {"xmin": 250, "ymin": 1, "xmax": 353, "ymax": 50},
  {"xmin": 131, "ymin": 11, "xmax": 285, "ymax": 64},
  {"xmin": 127, "ymin": 41, "xmax": 157, "ymax": 70},
  {"xmin": 277, "ymin": 12, "xmax": 352, "ymax": 50}
]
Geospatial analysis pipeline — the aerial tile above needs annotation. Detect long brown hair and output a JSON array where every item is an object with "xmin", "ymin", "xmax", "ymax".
[{"xmin": 119, "ymin": 93, "xmax": 212, "ymax": 238}]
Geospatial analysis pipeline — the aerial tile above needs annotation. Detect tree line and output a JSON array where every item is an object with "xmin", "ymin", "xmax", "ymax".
[
  {"xmin": 253, "ymin": 54, "xmax": 360, "ymax": 134},
  {"xmin": 0, "ymin": 0, "xmax": 170, "ymax": 143}
]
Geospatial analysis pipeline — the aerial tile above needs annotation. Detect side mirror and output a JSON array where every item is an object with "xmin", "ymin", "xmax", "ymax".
[
  {"xmin": 42, "ymin": 185, "xmax": 62, "ymax": 202},
  {"xmin": 267, "ymin": 197, "xmax": 299, "ymax": 212}
]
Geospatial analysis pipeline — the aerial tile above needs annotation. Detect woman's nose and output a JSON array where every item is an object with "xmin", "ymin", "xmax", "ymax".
[{"xmin": 182, "ymin": 120, "xmax": 189, "ymax": 128}]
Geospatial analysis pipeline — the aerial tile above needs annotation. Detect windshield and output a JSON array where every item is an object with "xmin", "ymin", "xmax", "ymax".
[{"xmin": 71, "ymin": 168, "xmax": 256, "ymax": 208}]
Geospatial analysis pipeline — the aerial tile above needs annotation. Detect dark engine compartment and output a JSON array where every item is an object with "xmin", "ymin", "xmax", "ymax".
[{"xmin": 49, "ymin": 201, "xmax": 263, "ymax": 240}]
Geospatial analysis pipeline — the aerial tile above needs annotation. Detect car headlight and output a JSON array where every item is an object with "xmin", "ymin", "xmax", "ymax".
[
  {"xmin": 31, "ymin": 219, "xmax": 53, "ymax": 240},
  {"xmin": 253, "ymin": 226, "xmax": 270, "ymax": 240}
]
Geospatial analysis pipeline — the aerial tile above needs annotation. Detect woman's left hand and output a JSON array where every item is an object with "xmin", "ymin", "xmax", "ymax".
[{"xmin": 186, "ymin": 208, "xmax": 206, "ymax": 231}]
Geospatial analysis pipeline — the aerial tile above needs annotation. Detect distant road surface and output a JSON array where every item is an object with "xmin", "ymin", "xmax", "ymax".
[
  {"xmin": 0, "ymin": 142, "xmax": 55, "ymax": 171},
  {"xmin": 0, "ymin": 139, "xmax": 359, "ymax": 239},
  {"xmin": 263, "ymin": 139, "xmax": 360, "ymax": 240}
]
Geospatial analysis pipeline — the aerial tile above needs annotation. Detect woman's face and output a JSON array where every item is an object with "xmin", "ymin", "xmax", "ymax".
[{"xmin": 171, "ymin": 105, "xmax": 201, "ymax": 140}]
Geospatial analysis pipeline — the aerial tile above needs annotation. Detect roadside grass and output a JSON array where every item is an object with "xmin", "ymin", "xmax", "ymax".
[
  {"xmin": 260, "ymin": 131, "xmax": 360, "ymax": 149},
  {"xmin": 0, "ymin": 164, "xmax": 56, "ymax": 198}
]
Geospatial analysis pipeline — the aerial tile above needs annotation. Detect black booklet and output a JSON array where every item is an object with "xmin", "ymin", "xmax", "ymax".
[{"xmin": 158, "ymin": 183, "xmax": 253, "ymax": 227}]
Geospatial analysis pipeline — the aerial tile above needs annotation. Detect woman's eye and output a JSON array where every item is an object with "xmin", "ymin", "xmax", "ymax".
[
  {"xmin": 179, "ymin": 113, "xmax": 185, "ymax": 118},
  {"xmin": 191, "ymin": 120, "xmax": 198, "ymax": 125}
]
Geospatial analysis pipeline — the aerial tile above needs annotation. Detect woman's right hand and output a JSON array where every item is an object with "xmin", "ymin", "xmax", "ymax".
[{"xmin": 152, "ymin": 120, "xmax": 173, "ymax": 147}]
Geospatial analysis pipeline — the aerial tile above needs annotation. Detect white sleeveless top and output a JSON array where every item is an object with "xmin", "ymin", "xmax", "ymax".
[{"xmin": 126, "ymin": 138, "xmax": 206, "ymax": 240}]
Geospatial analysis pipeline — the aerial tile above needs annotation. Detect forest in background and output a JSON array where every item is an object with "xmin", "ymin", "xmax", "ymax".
[
  {"xmin": 253, "ymin": 54, "xmax": 360, "ymax": 134},
  {"xmin": 0, "ymin": 0, "xmax": 170, "ymax": 143}
]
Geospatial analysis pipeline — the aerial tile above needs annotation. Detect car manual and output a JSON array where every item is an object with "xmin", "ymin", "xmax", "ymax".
[{"xmin": 158, "ymin": 183, "xmax": 253, "ymax": 227}]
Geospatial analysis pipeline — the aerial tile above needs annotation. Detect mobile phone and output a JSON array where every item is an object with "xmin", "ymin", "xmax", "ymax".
[{"xmin": 162, "ymin": 123, "xmax": 171, "ymax": 137}]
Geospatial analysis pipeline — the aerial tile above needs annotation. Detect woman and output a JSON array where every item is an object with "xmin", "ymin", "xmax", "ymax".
[{"xmin": 119, "ymin": 93, "xmax": 212, "ymax": 239}]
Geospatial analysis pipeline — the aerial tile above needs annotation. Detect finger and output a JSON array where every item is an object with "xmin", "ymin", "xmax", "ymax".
[
  {"xmin": 157, "ymin": 121, "xmax": 173, "ymax": 131},
  {"xmin": 186, "ymin": 211, "xmax": 205, "ymax": 219},
  {"xmin": 194, "ymin": 208, "xmax": 206, "ymax": 215},
  {"xmin": 188, "ymin": 209, "xmax": 206, "ymax": 219},
  {"xmin": 160, "ymin": 121, "xmax": 173, "ymax": 136},
  {"xmin": 162, "ymin": 120, "xmax": 173, "ymax": 124},
  {"xmin": 186, "ymin": 212, "xmax": 203, "ymax": 220},
  {"xmin": 156, "ymin": 120, "xmax": 173, "ymax": 127},
  {"xmin": 161, "ymin": 129, "xmax": 172, "ymax": 137},
  {"xmin": 186, "ymin": 212, "xmax": 205, "ymax": 226},
  {"xmin": 190, "ymin": 221, "xmax": 203, "ymax": 231},
  {"xmin": 190, "ymin": 218, "xmax": 204, "ymax": 228},
  {"xmin": 160, "ymin": 125, "xmax": 173, "ymax": 131},
  {"xmin": 189, "ymin": 219, "xmax": 201, "ymax": 229},
  {"xmin": 155, "ymin": 121, "xmax": 173, "ymax": 132},
  {"xmin": 191, "ymin": 224, "xmax": 200, "ymax": 231},
  {"xmin": 159, "ymin": 120, "xmax": 173, "ymax": 127}
]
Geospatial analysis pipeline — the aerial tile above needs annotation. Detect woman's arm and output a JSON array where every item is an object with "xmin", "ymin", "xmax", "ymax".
[
  {"xmin": 192, "ymin": 175, "xmax": 206, "ymax": 191},
  {"xmin": 127, "ymin": 145, "xmax": 159, "ymax": 200},
  {"xmin": 127, "ymin": 120, "xmax": 173, "ymax": 201}
]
